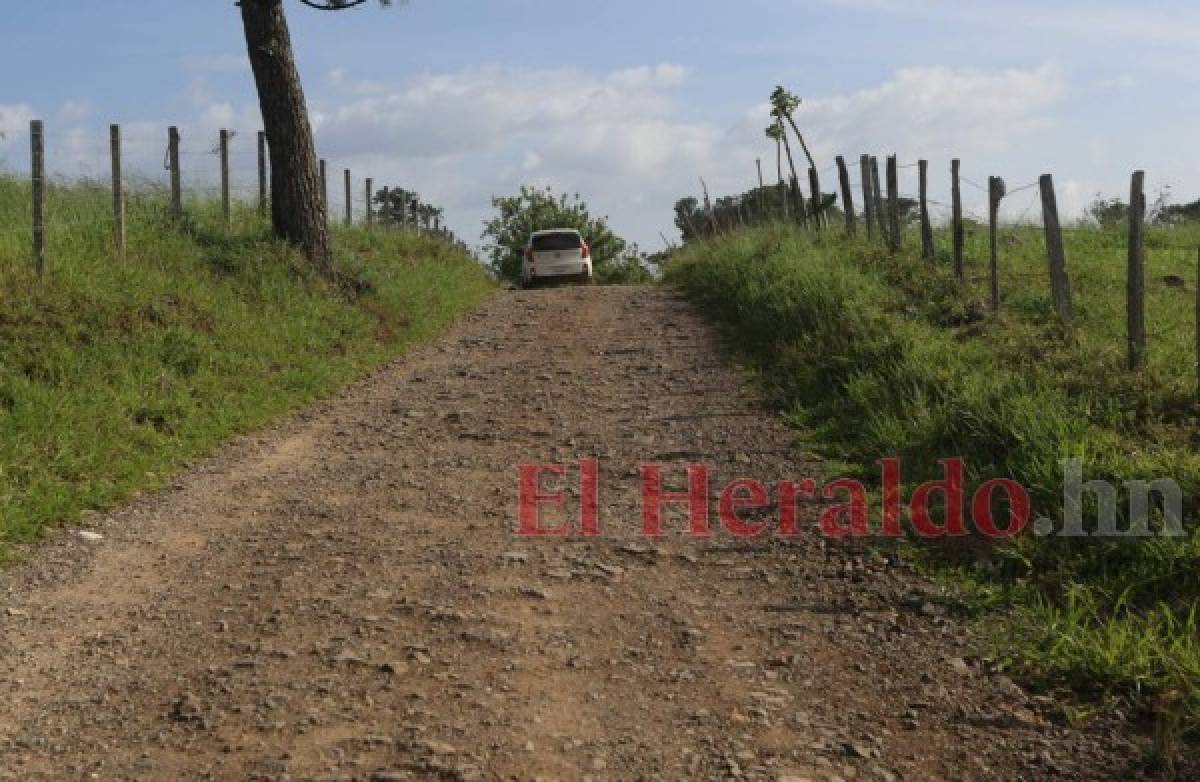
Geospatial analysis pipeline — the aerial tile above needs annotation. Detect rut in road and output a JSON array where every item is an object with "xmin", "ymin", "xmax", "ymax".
[{"xmin": 0, "ymin": 287, "xmax": 1150, "ymax": 781}]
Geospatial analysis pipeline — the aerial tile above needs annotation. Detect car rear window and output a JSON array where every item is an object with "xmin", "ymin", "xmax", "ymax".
[{"xmin": 532, "ymin": 232, "xmax": 582, "ymax": 252}]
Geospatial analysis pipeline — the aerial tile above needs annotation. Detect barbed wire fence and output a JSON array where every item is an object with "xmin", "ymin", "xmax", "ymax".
[
  {"xmin": 689, "ymin": 151, "xmax": 1191, "ymax": 384},
  {"xmin": 3, "ymin": 118, "xmax": 468, "ymax": 275}
]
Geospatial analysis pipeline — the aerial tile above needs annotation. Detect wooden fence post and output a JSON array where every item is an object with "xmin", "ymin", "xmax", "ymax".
[
  {"xmin": 700, "ymin": 176, "xmax": 716, "ymax": 235},
  {"xmin": 836, "ymin": 155, "xmax": 855, "ymax": 236},
  {"xmin": 951, "ymin": 159, "xmax": 964, "ymax": 280},
  {"xmin": 219, "ymin": 129, "xmax": 231, "ymax": 231},
  {"xmin": 319, "ymin": 159, "xmax": 328, "ymax": 216},
  {"xmin": 870, "ymin": 156, "xmax": 886, "ymax": 242},
  {"xmin": 988, "ymin": 176, "xmax": 1005, "ymax": 312},
  {"xmin": 168, "ymin": 126, "xmax": 182, "ymax": 220},
  {"xmin": 1039, "ymin": 174, "xmax": 1072, "ymax": 319},
  {"xmin": 860, "ymin": 155, "xmax": 874, "ymax": 241},
  {"xmin": 110, "ymin": 124, "xmax": 125, "ymax": 258},
  {"xmin": 918, "ymin": 159, "xmax": 934, "ymax": 262},
  {"xmin": 257, "ymin": 131, "xmax": 268, "ymax": 217},
  {"xmin": 365, "ymin": 177, "xmax": 373, "ymax": 228},
  {"xmin": 756, "ymin": 158, "xmax": 766, "ymax": 218},
  {"xmin": 886, "ymin": 155, "xmax": 900, "ymax": 253},
  {"xmin": 808, "ymin": 167, "xmax": 823, "ymax": 231},
  {"xmin": 344, "ymin": 168, "xmax": 352, "ymax": 226},
  {"xmin": 31, "ymin": 119, "xmax": 46, "ymax": 276},
  {"xmin": 1127, "ymin": 170, "xmax": 1146, "ymax": 369}
]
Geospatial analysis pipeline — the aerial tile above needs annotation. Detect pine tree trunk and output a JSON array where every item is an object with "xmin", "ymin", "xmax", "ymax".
[{"xmin": 239, "ymin": 0, "xmax": 332, "ymax": 275}]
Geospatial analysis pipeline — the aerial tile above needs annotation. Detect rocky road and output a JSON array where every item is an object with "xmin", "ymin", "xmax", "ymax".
[{"xmin": 0, "ymin": 287, "xmax": 1157, "ymax": 780}]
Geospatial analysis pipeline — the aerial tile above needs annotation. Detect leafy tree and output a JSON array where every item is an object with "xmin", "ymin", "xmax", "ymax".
[
  {"xmin": 237, "ymin": 0, "xmax": 397, "ymax": 276},
  {"xmin": 597, "ymin": 245, "xmax": 658, "ymax": 285},
  {"xmin": 674, "ymin": 197, "xmax": 704, "ymax": 242},
  {"xmin": 769, "ymin": 86, "xmax": 817, "ymax": 172},
  {"xmin": 482, "ymin": 186, "xmax": 626, "ymax": 283},
  {"xmin": 672, "ymin": 182, "xmax": 834, "ymax": 244},
  {"xmin": 417, "ymin": 203, "xmax": 443, "ymax": 231},
  {"xmin": 1157, "ymin": 199, "xmax": 1200, "ymax": 225},
  {"xmin": 1086, "ymin": 196, "xmax": 1129, "ymax": 228},
  {"xmin": 1088, "ymin": 188, "xmax": 1186, "ymax": 226},
  {"xmin": 373, "ymin": 187, "xmax": 446, "ymax": 233}
]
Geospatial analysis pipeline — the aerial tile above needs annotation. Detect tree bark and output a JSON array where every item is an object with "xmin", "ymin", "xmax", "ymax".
[
  {"xmin": 775, "ymin": 138, "xmax": 788, "ymax": 218},
  {"xmin": 778, "ymin": 128, "xmax": 807, "ymax": 225},
  {"xmin": 782, "ymin": 113, "xmax": 817, "ymax": 172},
  {"xmin": 239, "ymin": 0, "xmax": 332, "ymax": 275}
]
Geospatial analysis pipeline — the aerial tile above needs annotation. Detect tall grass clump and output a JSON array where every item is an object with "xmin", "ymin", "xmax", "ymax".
[
  {"xmin": 666, "ymin": 220, "xmax": 1200, "ymax": 755},
  {"xmin": 0, "ymin": 174, "xmax": 493, "ymax": 551}
]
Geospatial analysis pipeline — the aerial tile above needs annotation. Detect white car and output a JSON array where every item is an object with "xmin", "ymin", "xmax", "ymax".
[{"xmin": 522, "ymin": 229, "xmax": 593, "ymax": 287}]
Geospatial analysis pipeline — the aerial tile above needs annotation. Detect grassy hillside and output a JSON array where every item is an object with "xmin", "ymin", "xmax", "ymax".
[
  {"xmin": 0, "ymin": 176, "xmax": 494, "ymax": 552},
  {"xmin": 666, "ymin": 220, "xmax": 1200, "ymax": 757}
]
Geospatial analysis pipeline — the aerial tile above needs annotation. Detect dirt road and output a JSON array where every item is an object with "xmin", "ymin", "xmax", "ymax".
[{"xmin": 0, "ymin": 287, "xmax": 1154, "ymax": 780}]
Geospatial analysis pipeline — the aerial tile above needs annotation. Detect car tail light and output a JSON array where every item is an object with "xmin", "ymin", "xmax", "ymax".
[{"xmin": 581, "ymin": 242, "xmax": 590, "ymax": 259}]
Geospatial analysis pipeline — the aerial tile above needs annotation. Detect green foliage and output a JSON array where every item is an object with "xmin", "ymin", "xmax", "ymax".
[
  {"xmin": 1086, "ymin": 187, "xmax": 1186, "ymax": 227},
  {"xmin": 769, "ymin": 86, "xmax": 801, "ymax": 121},
  {"xmin": 481, "ymin": 185, "xmax": 626, "ymax": 283},
  {"xmin": 595, "ymin": 246, "xmax": 658, "ymax": 285},
  {"xmin": 0, "ymin": 175, "xmax": 493, "ymax": 551},
  {"xmin": 666, "ymin": 222, "xmax": 1200, "ymax": 751},
  {"xmin": 1087, "ymin": 196, "xmax": 1129, "ymax": 227},
  {"xmin": 1156, "ymin": 198, "xmax": 1200, "ymax": 226},
  {"xmin": 674, "ymin": 184, "xmax": 839, "ymax": 243},
  {"xmin": 373, "ymin": 186, "xmax": 445, "ymax": 232}
]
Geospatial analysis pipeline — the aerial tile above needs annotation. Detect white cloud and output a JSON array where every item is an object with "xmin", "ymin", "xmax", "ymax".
[
  {"xmin": 0, "ymin": 104, "xmax": 34, "ymax": 137},
  {"xmin": 718, "ymin": 63, "xmax": 1068, "ymax": 225},
  {"xmin": 609, "ymin": 64, "xmax": 690, "ymax": 88},
  {"xmin": 58, "ymin": 99, "xmax": 93, "ymax": 124},
  {"xmin": 311, "ymin": 63, "xmax": 690, "ymax": 159},
  {"xmin": 296, "ymin": 63, "xmax": 724, "ymax": 249},
  {"xmin": 794, "ymin": 63, "xmax": 1065, "ymax": 161},
  {"xmin": 0, "ymin": 61, "xmax": 1081, "ymax": 249},
  {"xmin": 149, "ymin": 60, "xmax": 1060, "ymax": 249}
]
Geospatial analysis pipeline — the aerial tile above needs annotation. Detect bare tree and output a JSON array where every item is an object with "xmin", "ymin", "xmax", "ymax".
[{"xmin": 238, "ymin": 0, "xmax": 395, "ymax": 277}]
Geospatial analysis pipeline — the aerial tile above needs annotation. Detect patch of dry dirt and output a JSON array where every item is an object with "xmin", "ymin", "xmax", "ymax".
[{"xmin": 0, "ymin": 287, "xmax": 1163, "ymax": 780}]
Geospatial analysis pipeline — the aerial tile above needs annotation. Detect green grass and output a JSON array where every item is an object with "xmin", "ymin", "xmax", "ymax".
[
  {"xmin": 665, "ymin": 218, "xmax": 1200, "ymax": 757},
  {"xmin": 0, "ymin": 175, "xmax": 494, "ymax": 552}
]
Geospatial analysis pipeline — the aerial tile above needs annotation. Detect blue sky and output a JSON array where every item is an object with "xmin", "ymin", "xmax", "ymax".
[{"xmin": 1, "ymin": 0, "xmax": 1198, "ymax": 250}]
